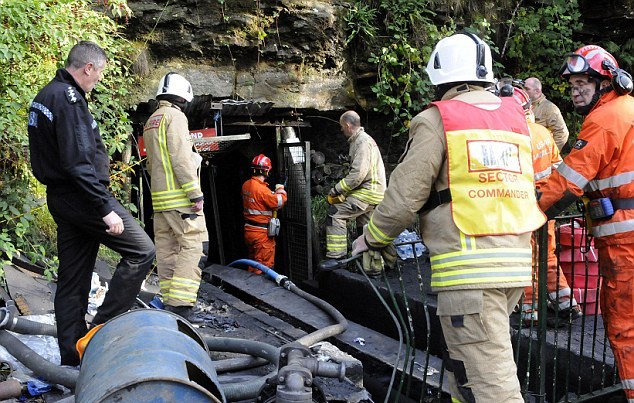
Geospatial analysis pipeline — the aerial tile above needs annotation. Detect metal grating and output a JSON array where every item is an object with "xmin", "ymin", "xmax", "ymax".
[
  {"xmin": 280, "ymin": 141, "xmax": 312, "ymax": 283},
  {"xmin": 193, "ymin": 133, "xmax": 250, "ymax": 156}
]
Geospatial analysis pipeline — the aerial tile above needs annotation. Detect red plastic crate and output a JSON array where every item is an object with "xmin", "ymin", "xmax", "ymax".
[
  {"xmin": 560, "ymin": 261, "xmax": 599, "ymax": 276},
  {"xmin": 559, "ymin": 221, "xmax": 593, "ymax": 248},
  {"xmin": 573, "ymin": 287, "xmax": 601, "ymax": 315},
  {"xmin": 559, "ymin": 247, "xmax": 598, "ymax": 263},
  {"xmin": 580, "ymin": 302, "xmax": 601, "ymax": 315},
  {"xmin": 563, "ymin": 274, "xmax": 601, "ymax": 289}
]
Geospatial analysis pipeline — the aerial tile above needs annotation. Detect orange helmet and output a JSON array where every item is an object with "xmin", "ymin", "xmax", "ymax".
[
  {"xmin": 559, "ymin": 45, "xmax": 618, "ymax": 79},
  {"xmin": 251, "ymin": 154, "xmax": 272, "ymax": 172}
]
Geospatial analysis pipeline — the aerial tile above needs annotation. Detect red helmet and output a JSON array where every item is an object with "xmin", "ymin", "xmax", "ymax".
[
  {"xmin": 511, "ymin": 87, "xmax": 531, "ymax": 113},
  {"xmin": 251, "ymin": 154, "xmax": 272, "ymax": 172},
  {"xmin": 559, "ymin": 45, "xmax": 619, "ymax": 79}
]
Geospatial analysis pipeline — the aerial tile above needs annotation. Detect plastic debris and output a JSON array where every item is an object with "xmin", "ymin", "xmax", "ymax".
[
  {"xmin": 149, "ymin": 295, "xmax": 164, "ymax": 310},
  {"xmin": 87, "ymin": 272, "xmax": 108, "ymax": 316},
  {"xmin": 353, "ymin": 337, "xmax": 365, "ymax": 346},
  {"xmin": 395, "ymin": 229, "xmax": 427, "ymax": 259},
  {"xmin": 26, "ymin": 378, "xmax": 52, "ymax": 396}
]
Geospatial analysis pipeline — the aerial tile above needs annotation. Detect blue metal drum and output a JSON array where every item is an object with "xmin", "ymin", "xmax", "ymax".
[{"xmin": 75, "ymin": 309, "xmax": 225, "ymax": 403}]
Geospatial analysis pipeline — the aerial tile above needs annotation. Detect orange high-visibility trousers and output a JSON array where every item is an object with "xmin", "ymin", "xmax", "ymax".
[
  {"xmin": 244, "ymin": 227, "xmax": 276, "ymax": 270},
  {"xmin": 598, "ymin": 245, "xmax": 634, "ymax": 403},
  {"xmin": 524, "ymin": 220, "xmax": 573, "ymax": 309}
]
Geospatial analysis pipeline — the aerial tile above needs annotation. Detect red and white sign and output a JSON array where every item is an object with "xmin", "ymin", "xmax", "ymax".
[{"xmin": 138, "ymin": 128, "xmax": 217, "ymax": 157}]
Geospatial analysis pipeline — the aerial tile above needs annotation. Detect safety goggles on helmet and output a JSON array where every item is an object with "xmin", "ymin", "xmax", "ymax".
[{"xmin": 560, "ymin": 53, "xmax": 590, "ymax": 75}]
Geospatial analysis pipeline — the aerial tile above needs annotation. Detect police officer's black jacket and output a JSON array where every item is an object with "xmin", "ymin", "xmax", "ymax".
[{"xmin": 28, "ymin": 68, "xmax": 114, "ymax": 217}]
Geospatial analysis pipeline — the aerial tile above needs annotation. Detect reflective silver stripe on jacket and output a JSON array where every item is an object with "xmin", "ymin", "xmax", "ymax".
[
  {"xmin": 587, "ymin": 170, "xmax": 634, "ymax": 192},
  {"xmin": 244, "ymin": 209, "xmax": 273, "ymax": 216},
  {"xmin": 592, "ymin": 218, "xmax": 634, "ymax": 237},
  {"xmin": 534, "ymin": 167, "xmax": 552, "ymax": 181},
  {"xmin": 557, "ymin": 162, "xmax": 589, "ymax": 189},
  {"xmin": 276, "ymin": 193, "xmax": 284, "ymax": 208}
]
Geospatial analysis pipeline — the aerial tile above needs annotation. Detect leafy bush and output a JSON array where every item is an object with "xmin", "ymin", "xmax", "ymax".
[{"xmin": 0, "ymin": 0, "xmax": 138, "ymax": 278}]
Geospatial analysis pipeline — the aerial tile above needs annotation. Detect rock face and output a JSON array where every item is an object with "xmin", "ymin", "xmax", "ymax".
[
  {"xmin": 125, "ymin": 0, "xmax": 354, "ymax": 110},
  {"xmin": 125, "ymin": 0, "xmax": 634, "ymax": 110}
]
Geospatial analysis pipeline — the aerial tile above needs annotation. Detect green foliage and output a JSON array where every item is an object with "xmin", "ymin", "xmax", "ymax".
[
  {"xmin": 343, "ymin": 1, "xmax": 378, "ymax": 46},
  {"xmin": 344, "ymin": 0, "xmax": 447, "ymax": 136},
  {"xmin": 344, "ymin": 0, "xmax": 583, "ymax": 141},
  {"xmin": 503, "ymin": 0, "xmax": 583, "ymax": 142},
  {"xmin": 0, "ymin": 0, "xmax": 138, "ymax": 276}
]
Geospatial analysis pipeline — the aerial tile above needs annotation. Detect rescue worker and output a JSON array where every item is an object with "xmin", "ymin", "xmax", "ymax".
[
  {"xmin": 28, "ymin": 41, "xmax": 155, "ymax": 366},
  {"xmin": 352, "ymin": 32, "xmax": 546, "ymax": 401},
  {"xmin": 538, "ymin": 45, "xmax": 634, "ymax": 403},
  {"xmin": 524, "ymin": 77, "xmax": 570, "ymax": 151},
  {"xmin": 505, "ymin": 87, "xmax": 582, "ymax": 325},
  {"xmin": 143, "ymin": 72, "xmax": 208, "ymax": 323},
  {"xmin": 325, "ymin": 111, "xmax": 386, "ymax": 274},
  {"xmin": 242, "ymin": 154, "xmax": 287, "ymax": 272}
]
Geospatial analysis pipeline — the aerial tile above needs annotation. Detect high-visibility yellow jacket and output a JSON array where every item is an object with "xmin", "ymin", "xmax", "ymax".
[
  {"xmin": 143, "ymin": 100, "xmax": 203, "ymax": 212},
  {"xmin": 364, "ymin": 85, "xmax": 544, "ymax": 291},
  {"xmin": 334, "ymin": 127, "xmax": 386, "ymax": 205}
]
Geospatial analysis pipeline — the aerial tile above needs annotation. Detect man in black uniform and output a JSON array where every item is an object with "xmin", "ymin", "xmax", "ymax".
[{"xmin": 27, "ymin": 41, "xmax": 155, "ymax": 366}]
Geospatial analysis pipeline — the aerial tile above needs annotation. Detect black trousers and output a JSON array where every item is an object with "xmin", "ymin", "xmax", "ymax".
[{"xmin": 47, "ymin": 191, "xmax": 155, "ymax": 366}]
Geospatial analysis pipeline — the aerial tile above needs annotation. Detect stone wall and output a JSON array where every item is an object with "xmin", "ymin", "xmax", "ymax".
[{"xmin": 125, "ymin": 0, "xmax": 356, "ymax": 110}]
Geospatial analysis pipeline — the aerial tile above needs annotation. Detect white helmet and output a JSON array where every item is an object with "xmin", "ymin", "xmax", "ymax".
[
  {"xmin": 425, "ymin": 32, "xmax": 494, "ymax": 86},
  {"xmin": 156, "ymin": 72, "xmax": 193, "ymax": 102}
]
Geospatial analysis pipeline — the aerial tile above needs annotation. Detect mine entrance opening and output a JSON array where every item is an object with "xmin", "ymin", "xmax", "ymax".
[{"xmin": 130, "ymin": 96, "xmax": 332, "ymax": 280}]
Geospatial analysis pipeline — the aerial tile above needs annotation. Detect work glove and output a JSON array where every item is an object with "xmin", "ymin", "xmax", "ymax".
[
  {"xmin": 351, "ymin": 234, "xmax": 369, "ymax": 256},
  {"xmin": 362, "ymin": 250, "xmax": 384, "ymax": 277},
  {"xmin": 327, "ymin": 194, "xmax": 346, "ymax": 204},
  {"xmin": 275, "ymin": 184, "xmax": 287, "ymax": 196},
  {"xmin": 328, "ymin": 187, "xmax": 340, "ymax": 197},
  {"xmin": 382, "ymin": 243, "xmax": 398, "ymax": 270}
]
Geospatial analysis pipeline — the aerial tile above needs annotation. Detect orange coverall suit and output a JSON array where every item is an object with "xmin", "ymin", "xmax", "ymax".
[
  {"xmin": 523, "ymin": 121, "xmax": 577, "ymax": 317},
  {"xmin": 539, "ymin": 91, "xmax": 634, "ymax": 402},
  {"xmin": 242, "ymin": 176, "xmax": 287, "ymax": 270}
]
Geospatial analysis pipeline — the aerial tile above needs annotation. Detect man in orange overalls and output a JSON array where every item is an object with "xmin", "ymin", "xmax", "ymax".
[
  {"xmin": 538, "ymin": 45, "xmax": 634, "ymax": 403},
  {"xmin": 242, "ymin": 154, "xmax": 287, "ymax": 272}
]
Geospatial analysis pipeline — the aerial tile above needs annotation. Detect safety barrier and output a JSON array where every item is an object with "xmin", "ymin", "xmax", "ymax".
[{"xmin": 358, "ymin": 214, "xmax": 622, "ymax": 403}]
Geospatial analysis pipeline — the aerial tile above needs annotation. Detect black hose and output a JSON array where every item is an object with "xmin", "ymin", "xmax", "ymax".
[
  {"xmin": 202, "ymin": 336, "xmax": 280, "ymax": 400},
  {"xmin": 0, "ymin": 308, "xmax": 57, "ymax": 337},
  {"xmin": 203, "ymin": 335, "xmax": 280, "ymax": 366},
  {"xmin": 213, "ymin": 356, "xmax": 268, "ymax": 373},
  {"xmin": 290, "ymin": 284, "xmax": 348, "ymax": 347},
  {"xmin": 0, "ymin": 330, "xmax": 78, "ymax": 388}
]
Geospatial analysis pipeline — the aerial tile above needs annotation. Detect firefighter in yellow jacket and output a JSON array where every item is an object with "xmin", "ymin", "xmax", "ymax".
[
  {"xmin": 325, "ymin": 111, "xmax": 386, "ymax": 266},
  {"xmin": 353, "ymin": 32, "xmax": 546, "ymax": 402},
  {"xmin": 143, "ymin": 72, "xmax": 208, "ymax": 322}
]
